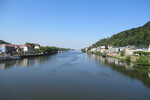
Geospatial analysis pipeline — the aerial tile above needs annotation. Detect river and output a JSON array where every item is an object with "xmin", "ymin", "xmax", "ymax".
[{"xmin": 0, "ymin": 51, "xmax": 150, "ymax": 100}]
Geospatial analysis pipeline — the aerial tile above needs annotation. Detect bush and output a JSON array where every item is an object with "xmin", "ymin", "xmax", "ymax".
[
  {"xmin": 39, "ymin": 46, "xmax": 59, "ymax": 53},
  {"xmin": 136, "ymin": 56, "xmax": 150, "ymax": 66},
  {"xmin": 120, "ymin": 51, "xmax": 125, "ymax": 56},
  {"xmin": 125, "ymin": 56, "xmax": 131, "ymax": 63},
  {"xmin": 81, "ymin": 49, "xmax": 86, "ymax": 52}
]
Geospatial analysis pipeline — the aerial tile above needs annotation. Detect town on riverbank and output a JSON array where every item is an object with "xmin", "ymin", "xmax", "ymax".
[
  {"xmin": 0, "ymin": 42, "xmax": 71, "ymax": 61},
  {"xmin": 82, "ymin": 22, "xmax": 150, "ymax": 66},
  {"xmin": 82, "ymin": 45, "xmax": 150, "ymax": 66}
]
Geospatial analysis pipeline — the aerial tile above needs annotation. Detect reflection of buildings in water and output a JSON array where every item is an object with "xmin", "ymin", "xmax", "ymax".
[
  {"xmin": 83, "ymin": 53, "xmax": 89, "ymax": 62},
  {"xmin": 33, "ymin": 57, "xmax": 45, "ymax": 66},
  {"xmin": 88, "ymin": 54, "xmax": 135, "ymax": 71},
  {"xmin": 21, "ymin": 57, "xmax": 42, "ymax": 67},
  {"xmin": 107, "ymin": 57, "xmax": 124, "ymax": 66},
  {"xmin": 22, "ymin": 59, "xmax": 28, "ymax": 67},
  {"xmin": 0, "ymin": 56, "xmax": 49, "ymax": 70},
  {"xmin": 107, "ymin": 57, "xmax": 115, "ymax": 64},
  {"xmin": 124, "ymin": 63, "xmax": 134, "ymax": 70},
  {"xmin": 0, "ymin": 60, "xmax": 19, "ymax": 70},
  {"xmin": 90, "ymin": 54, "xmax": 96, "ymax": 60},
  {"xmin": 20, "ymin": 56, "xmax": 49, "ymax": 67},
  {"xmin": 88, "ymin": 54, "xmax": 150, "ymax": 88},
  {"xmin": 114, "ymin": 60, "xmax": 119, "ymax": 65},
  {"xmin": 0, "ymin": 63, "xmax": 5, "ymax": 70},
  {"xmin": 95, "ymin": 56, "xmax": 135, "ymax": 70},
  {"xmin": 87, "ymin": 54, "xmax": 107, "ymax": 65},
  {"xmin": 148, "ymin": 69, "xmax": 150, "ymax": 79},
  {"xmin": 87, "ymin": 54, "xmax": 98, "ymax": 62},
  {"xmin": 34, "ymin": 59, "xmax": 40, "ymax": 66},
  {"xmin": 106, "ymin": 57, "xmax": 134, "ymax": 70},
  {"xmin": 118, "ymin": 62, "xmax": 125, "ymax": 66},
  {"xmin": 148, "ymin": 73, "xmax": 150, "ymax": 79},
  {"xmin": 93, "ymin": 54, "xmax": 106, "ymax": 64},
  {"xmin": 99, "ymin": 56, "xmax": 105, "ymax": 63}
]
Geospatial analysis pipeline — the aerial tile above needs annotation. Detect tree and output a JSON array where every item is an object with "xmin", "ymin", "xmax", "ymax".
[
  {"xmin": 134, "ymin": 51, "xmax": 150, "ymax": 56},
  {"xmin": 25, "ymin": 42, "xmax": 35, "ymax": 47},
  {"xmin": 39, "ymin": 46, "xmax": 59, "ymax": 53},
  {"xmin": 125, "ymin": 56, "xmax": 131, "ymax": 63},
  {"xmin": 120, "ymin": 51, "xmax": 125, "ymax": 56}
]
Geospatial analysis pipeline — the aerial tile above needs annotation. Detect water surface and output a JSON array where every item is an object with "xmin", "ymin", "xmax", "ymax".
[{"xmin": 0, "ymin": 51, "xmax": 150, "ymax": 100}]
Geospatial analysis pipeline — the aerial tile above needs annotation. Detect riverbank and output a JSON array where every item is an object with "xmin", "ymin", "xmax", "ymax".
[
  {"xmin": 0, "ymin": 52, "xmax": 58, "ymax": 61},
  {"xmin": 0, "ymin": 56, "xmax": 20, "ymax": 61},
  {"xmin": 86, "ymin": 52, "xmax": 150, "ymax": 66}
]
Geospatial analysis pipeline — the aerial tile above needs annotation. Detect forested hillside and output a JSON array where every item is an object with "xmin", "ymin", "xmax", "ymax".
[
  {"xmin": 0, "ymin": 39, "xmax": 9, "ymax": 44},
  {"xmin": 92, "ymin": 21, "xmax": 150, "ymax": 47}
]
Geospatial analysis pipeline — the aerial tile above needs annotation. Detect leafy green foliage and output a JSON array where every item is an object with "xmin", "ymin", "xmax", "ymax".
[
  {"xmin": 120, "ymin": 51, "xmax": 125, "ymax": 56},
  {"xmin": 94, "ymin": 52, "xmax": 103, "ymax": 56},
  {"xmin": 59, "ymin": 48, "xmax": 71, "ymax": 51},
  {"xmin": 25, "ymin": 42, "xmax": 36, "ymax": 47},
  {"xmin": 81, "ymin": 49, "xmax": 85, "ymax": 52},
  {"xmin": 134, "ymin": 51, "xmax": 150, "ymax": 56},
  {"xmin": 92, "ymin": 21, "xmax": 150, "ymax": 47},
  {"xmin": 136, "ymin": 56, "xmax": 150, "ymax": 66},
  {"xmin": 39, "ymin": 46, "xmax": 59, "ymax": 53},
  {"xmin": 125, "ymin": 56, "xmax": 131, "ymax": 63}
]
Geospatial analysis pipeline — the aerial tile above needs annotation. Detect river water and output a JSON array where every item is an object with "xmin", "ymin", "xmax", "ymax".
[{"xmin": 0, "ymin": 51, "xmax": 150, "ymax": 100}]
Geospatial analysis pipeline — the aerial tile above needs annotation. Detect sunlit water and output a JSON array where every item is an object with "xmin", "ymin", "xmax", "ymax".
[{"xmin": 0, "ymin": 51, "xmax": 150, "ymax": 100}]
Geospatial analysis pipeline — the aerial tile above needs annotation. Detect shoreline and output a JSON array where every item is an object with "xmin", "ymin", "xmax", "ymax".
[
  {"xmin": 85, "ymin": 52, "xmax": 150, "ymax": 67},
  {"xmin": 0, "ymin": 52, "xmax": 58, "ymax": 61}
]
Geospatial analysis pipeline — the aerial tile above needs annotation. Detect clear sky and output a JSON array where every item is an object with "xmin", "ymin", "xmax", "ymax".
[{"xmin": 0, "ymin": 0, "xmax": 150, "ymax": 49}]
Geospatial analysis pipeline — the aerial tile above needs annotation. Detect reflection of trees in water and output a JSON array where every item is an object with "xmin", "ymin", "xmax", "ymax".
[
  {"xmin": 88, "ymin": 54, "xmax": 150, "ymax": 88},
  {"xmin": 0, "ymin": 55, "xmax": 50, "ymax": 70}
]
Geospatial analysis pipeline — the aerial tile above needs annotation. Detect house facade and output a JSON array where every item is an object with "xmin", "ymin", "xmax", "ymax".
[
  {"xmin": 0, "ymin": 44, "xmax": 15, "ymax": 55},
  {"xmin": 99, "ymin": 46, "xmax": 106, "ymax": 53},
  {"xmin": 34, "ymin": 44, "xmax": 40, "ymax": 50},
  {"xmin": 20, "ymin": 44, "xmax": 32, "ymax": 52},
  {"xmin": 0, "ymin": 44, "xmax": 5, "ymax": 53}
]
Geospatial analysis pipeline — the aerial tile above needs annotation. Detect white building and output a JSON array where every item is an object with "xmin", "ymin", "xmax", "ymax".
[
  {"xmin": 90, "ymin": 48, "xmax": 97, "ymax": 52},
  {"xmin": 119, "ymin": 47, "xmax": 126, "ymax": 52},
  {"xmin": 34, "ymin": 45, "xmax": 40, "ymax": 50},
  {"xmin": 107, "ymin": 47, "xmax": 119, "ymax": 53},
  {"xmin": 21, "ymin": 44, "xmax": 31, "ymax": 52},
  {"xmin": 23, "ymin": 46, "xmax": 28, "ymax": 52},
  {"xmin": 0, "ymin": 44, "xmax": 6, "ymax": 53},
  {"xmin": 84, "ymin": 47, "xmax": 88, "ymax": 51}
]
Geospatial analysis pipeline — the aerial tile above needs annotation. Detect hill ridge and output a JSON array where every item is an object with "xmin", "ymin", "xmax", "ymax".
[
  {"xmin": 92, "ymin": 21, "xmax": 150, "ymax": 47},
  {"xmin": 0, "ymin": 40, "xmax": 10, "ymax": 44}
]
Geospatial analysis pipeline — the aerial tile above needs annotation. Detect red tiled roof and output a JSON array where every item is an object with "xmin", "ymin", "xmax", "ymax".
[{"xmin": 22, "ymin": 44, "xmax": 31, "ymax": 47}]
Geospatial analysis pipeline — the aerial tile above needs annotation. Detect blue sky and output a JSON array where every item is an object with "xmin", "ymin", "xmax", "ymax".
[{"xmin": 0, "ymin": 0, "xmax": 150, "ymax": 49}]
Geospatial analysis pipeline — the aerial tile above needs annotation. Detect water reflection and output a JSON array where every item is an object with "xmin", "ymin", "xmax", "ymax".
[
  {"xmin": 0, "ymin": 52, "xmax": 150, "ymax": 100},
  {"xmin": 88, "ymin": 54, "xmax": 150, "ymax": 88},
  {"xmin": 0, "ymin": 55, "xmax": 50, "ymax": 70}
]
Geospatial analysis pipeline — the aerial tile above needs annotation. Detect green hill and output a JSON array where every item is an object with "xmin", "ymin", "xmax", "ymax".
[
  {"xmin": 0, "ymin": 39, "xmax": 10, "ymax": 44},
  {"xmin": 92, "ymin": 21, "xmax": 150, "ymax": 47}
]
